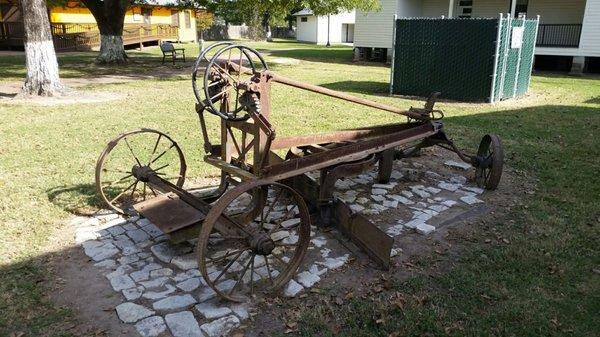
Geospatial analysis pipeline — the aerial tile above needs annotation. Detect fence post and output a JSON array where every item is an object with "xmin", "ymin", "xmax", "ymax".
[
  {"xmin": 511, "ymin": 17, "xmax": 524, "ymax": 99},
  {"xmin": 526, "ymin": 16, "xmax": 540, "ymax": 91},
  {"xmin": 498, "ymin": 14, "xmax": 511, "ymax": 101},
  {"xmin": 490, "ymin": 13, "xmax": 503, "ymax": 103},
  {"xmin": 139, "ymin": 27, "xmax": 143, "ymax": 50},
  {"xmin": 389, "ymin": 14, "xmax": 397, "ymax": 96}
]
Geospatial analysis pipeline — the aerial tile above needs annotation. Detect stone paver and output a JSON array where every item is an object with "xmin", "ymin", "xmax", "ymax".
[
  {"xmin": 153, "ymin": 294, "xmax": 197, "ymax": 312},
  {"xmin": 165, "ymin": 311, "xmax": 203, "ymax": 337},
  {"xmin": 73, "ymin": 154, "xmax": 491, "ymax": 337},
  {"xmin": 115, "ymin": 302, "xmax": 155, "ymax": 323},
  {"xmin": 195, "ymin": 301, "xmax": 233, "ymax": 319},
  {"xmin": 135, "ymin": 316, "xmax": 167, "ymax": 337},
  {"xmin": 200, "ymin": 315, "xmax": 240, "ymax": 337}
]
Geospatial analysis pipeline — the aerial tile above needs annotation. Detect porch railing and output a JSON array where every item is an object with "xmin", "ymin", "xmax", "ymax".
[
  {"xmin": 536, "ymin": 24, "xmax": 582, "ymax": 48},
  {"xmin": 1, "ymin": 21, "xmax": 178, "ymax": 50}
]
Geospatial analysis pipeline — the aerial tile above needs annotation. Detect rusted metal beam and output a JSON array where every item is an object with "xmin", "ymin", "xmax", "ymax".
[
  {"xmin": 265, "ymin": 71, "xmax": 429, "ymax": 121},
  {"xmin": 271, "ymin": 122, "xmax": 424, "ymax": 150},
  {"xmin": 263, "ymin": 122, "xmax": 440, "ymax": 181}
]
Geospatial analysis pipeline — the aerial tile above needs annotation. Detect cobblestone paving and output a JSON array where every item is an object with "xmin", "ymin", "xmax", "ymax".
[{"xmin": 71, "ymin": 158, "xmax": 487, "ymax": 337}]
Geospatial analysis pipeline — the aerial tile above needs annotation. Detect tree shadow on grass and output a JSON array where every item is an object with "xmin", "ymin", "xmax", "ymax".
[
  {"xmin": 260, "ymin": 47, "xmax": 377, "ymax": 66},
  {"xmin": 47, "ymin": 184, "xmax": 103, "ymax": 216},
  {"xmin": 585, "ymin": 96, "xmax": 600, "ymax": 104},
  {"xmin": 0, "ymin": 52, "xmax": 196, "ymax": 80}
]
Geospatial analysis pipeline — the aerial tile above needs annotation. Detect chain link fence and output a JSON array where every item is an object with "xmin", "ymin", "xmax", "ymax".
[{"xmin": 390, "ymin": 15, "xmax": 539, "ymax": 103}]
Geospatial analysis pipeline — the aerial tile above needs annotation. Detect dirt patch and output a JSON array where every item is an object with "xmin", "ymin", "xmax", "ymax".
[{"xmin": 48, "ymin": 224, "xmax": 138, "ymax": 337}]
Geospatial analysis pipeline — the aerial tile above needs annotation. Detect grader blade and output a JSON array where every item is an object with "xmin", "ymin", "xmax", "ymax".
[{"xmin": 333, "ymin": 201, "xmax": 394, "ymax": 269}]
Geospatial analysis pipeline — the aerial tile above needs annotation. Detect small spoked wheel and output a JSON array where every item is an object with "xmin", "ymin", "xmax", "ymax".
[
  {"xmin": 95, "ymin": 129, "xmax": 186, "ymax": 214},
  {"xmin": 197, "ymin": 181, "xmax": 311, "ymax": 302},
  {"xmin": 475, "ymin": 134, "xmax": 503, "ymax": 190}
]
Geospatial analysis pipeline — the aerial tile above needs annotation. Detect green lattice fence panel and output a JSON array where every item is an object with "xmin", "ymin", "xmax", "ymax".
[
  {"xmin": 492, "ymin": 17, "xmax": 509, "ymax": 102},
  {"xmin": 515, "ymin": 19, "xmax": 539, "ymax": 97},
  {"xmin": 501, "ymin": 19, "xmax": 523, "ymax": 99},
  {"xmin": 391, "ymin": 18, "xmax": 498, "ymax": 102},
  {"xmin": 391, "ymin": 16, "xmax": 538, "ymax": 103}
]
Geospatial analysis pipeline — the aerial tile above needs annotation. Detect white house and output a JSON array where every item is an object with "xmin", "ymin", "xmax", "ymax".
[
  {"xmin": 354, "ymin": 0, "xmax": 600, "ymax": 73},
  {"xmin": 293, "ymin": 9, "xmax": 355, "ymax": 44}
]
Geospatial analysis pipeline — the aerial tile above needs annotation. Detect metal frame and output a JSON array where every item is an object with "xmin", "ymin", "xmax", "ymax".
[{"xmin": 96, "ymin": 44, "xmax": 504, "ymax": 301}]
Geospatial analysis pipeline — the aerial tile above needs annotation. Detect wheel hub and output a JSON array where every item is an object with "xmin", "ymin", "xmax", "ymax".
[
  {"xmin": 249, "ymin": 232, "xmax": 275, "ymax": 256},
  {"xmin": 131, "ymin": 165, "xmax": 155, "ymax": 182}
]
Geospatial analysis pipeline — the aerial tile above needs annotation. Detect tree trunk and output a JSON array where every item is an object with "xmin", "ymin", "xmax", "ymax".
[
  {"xmin": 81, "ymin": 0, "xmax": 130, "ymax": 64},
  {"xmin": 97, "ymin": 34, "xmax": 127, "ymax": 64},
  {"xmin": 20, "ymin": 0, "xmax": 64, "ymax": 96}
]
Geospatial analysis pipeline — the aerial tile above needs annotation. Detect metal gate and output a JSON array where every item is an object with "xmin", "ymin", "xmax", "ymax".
[{"xmin": 390, "ymin": 15, "xmax": 539, "ymax": 103}]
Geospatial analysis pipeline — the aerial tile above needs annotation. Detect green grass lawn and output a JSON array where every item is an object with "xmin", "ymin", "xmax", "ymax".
[{"xmin": 0, "ymin": 40, "xmax": 599, "ymax": 336}]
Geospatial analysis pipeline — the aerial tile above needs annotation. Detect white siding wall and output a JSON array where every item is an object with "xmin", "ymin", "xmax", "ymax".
[
  {"xmin": 422, "ymin": 0, "xmax": 447, "ymax": 17},
  {"xmin": 580, "ymin": 0, "xmax": 600, "ymax": 56},
  {"xmin": 296, "ymin": 15, "xmax": 318, "ymax": 42},
  {"xmin": 397, "ymin": 0, "xmax": 423, "ymax": 16},
  {"xmin": 471, "ymin": 0, "xmax": 509, "ymax": 17},
  {"xmin": 527, "ymin": 0, "xmax": 586, "ymax": 24},
  {"xmin": 317, "ymin": 11, "xmax": 355, "ymax": 44},
  {"xmin": 316, "ymin": 16, "xmax": 329, "ymax": 43},
  {"xmin": 354, "ymin": 0, "xmax": 398, "ymax": 48}
]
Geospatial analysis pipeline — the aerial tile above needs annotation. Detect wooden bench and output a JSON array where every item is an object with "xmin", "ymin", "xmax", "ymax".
[{"xmin": 160, "ymin": 42, "xmax": 186, "ymax": 65}]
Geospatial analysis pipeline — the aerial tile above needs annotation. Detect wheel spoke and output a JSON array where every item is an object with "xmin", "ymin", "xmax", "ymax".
[
  {"xmin": 271, "ymin": 252, "xmax": 288, "ymax": 267},
  {"xmin": 211, "ymin": 62, "xmax": 238, "ymax": 85},
  {"xmin": 102, "ymin": 168, "xmax": 131, "ymax": 174},
  {"xmin": 153, "ymin": 163, "xmax": 170, "ymax": 172},
  {"xmin": 148, "ymin": 184, "xmax": 159, "ymax": 197},
  {"xmin": 209, "ymin": 247, "xmax": 248, "ymax": 264},
  {"xmin": 249, "ymin": 254, "xmax": 256, "ymax": 294},
  {"xmin": 123, "ymin": 137, "xmax": 142, "ymax": 167},
  {"xmin": 264, "ymin": 256, "xmax": 275, "ymax": 285},
  {"xmin": 268, "ymin": 206, "xmax": 298, "ymax": 235},
  {"xmin": 102, "ymin": 174, "xmax": 133, "ymax": 187},
  {"xmin": 210, "ymin": 85, "xmax": 234, "ymax": 102},
  {"xmin": 229, "ymin": 256, "xmax": 253, "ymax": 296},
  {"xmin": 212, "ymin": 249, "xmax": 245, "ymax": 284},
  {"xmin": 147, "ymin": 134, "xmax": 163, "ymax": 166},
  {"xmin": 150, "ymin": 144, "xmax": 175, "ymax": 165},
  {"xmin": 130, "ymin": 179, "xmax": 139, "ymax": 199},
  {"xmin": 109, "ymin": 179, "xmax": 138, "ymax": 204},
  {"xmin": 275, "ymin": 242, "xmax": 299, "ymax": 247},
  {"xmin": 262, "ymin": 189, "xmax": 283, "ymax": 227}
]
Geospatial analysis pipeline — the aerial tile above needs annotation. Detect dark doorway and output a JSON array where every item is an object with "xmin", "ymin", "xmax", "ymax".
[
  {"xmin": 171, "ymin": 10, "xmax": 179, "ymax": 27},
  {"xmin": 142, "ymin": 8, "xmax": 152, "ymax": 25}
]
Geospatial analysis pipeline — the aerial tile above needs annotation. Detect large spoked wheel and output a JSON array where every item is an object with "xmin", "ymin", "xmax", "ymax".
[
  {"xmin": 95, "ymin": 129, "xmax": 186, "ymax": 214},
  {"xmin": 192, "ymin": 42, "xmax": 235, "ymax": 104},
  {"xmin": 475, "ymin": 134, "xmax": 504, "ymax": 190},
  {"xmin": 202, "ymin": 44, "xmax": 269, "ymax": 121},
  {"xmin": 197, "ymin": 181, "xmax": 311, "ymax": 302}
]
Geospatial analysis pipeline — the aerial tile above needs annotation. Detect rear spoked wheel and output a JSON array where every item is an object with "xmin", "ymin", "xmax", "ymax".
[
  {"xmin": 475, "ymin": 134, "xmax": 503, "ymax": 190},
  {"xmin": 95, "ymin": 129, "xmax": 186, "ymax": 214},
  {"xmin": 197, "ymin": 181, "xmax": 311, "ymax": 302}
]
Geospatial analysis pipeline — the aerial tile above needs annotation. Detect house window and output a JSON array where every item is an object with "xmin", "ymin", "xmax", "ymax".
[
  {"xmin": 515, "ymin": 0, "xmax": 529, "ymax": 17},
  {"xmin": 184, "ymin": 11, "xmax": 191, "ymax": 28},
  {"xmin": 300, "ymin": 17, "xmax": 307, "ymax": 22},
  {"xmin": 456, "ymin": 0, "xmax": 473, "ymax": 18}
]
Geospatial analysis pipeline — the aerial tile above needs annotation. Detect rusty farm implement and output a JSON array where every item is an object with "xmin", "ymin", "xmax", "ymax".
[{"xmin": 95, "ymin": 43, "xmax": 504, "ymax": 302}]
